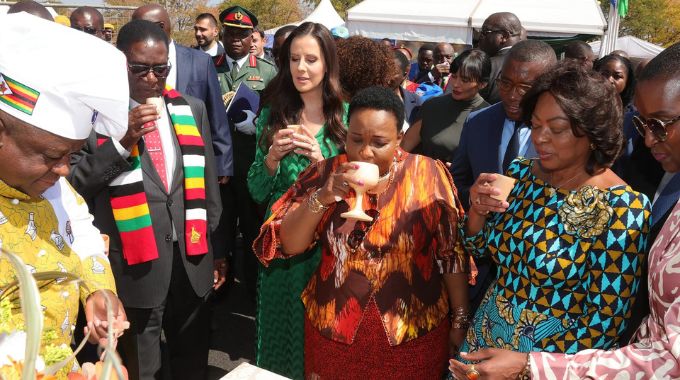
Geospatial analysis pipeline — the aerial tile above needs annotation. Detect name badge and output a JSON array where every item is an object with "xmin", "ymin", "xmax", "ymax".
[{"xmin": 247, "ymin": 75, "xmax": 263, "ymax": 82}]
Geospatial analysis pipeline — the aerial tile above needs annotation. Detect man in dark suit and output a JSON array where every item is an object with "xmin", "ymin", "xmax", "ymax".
[
  {"xmin": 476, "ymin": 12, "xmax": 523, "ymax": 104},
  {"xmin": 194, "ymin": 12, "xmax": 227, "ymax": 67},
  {"xmin": 132, "ymin": 5, "xmax": 233, "ymax": 183},
  {"xmin": 69, "ymin": 20, "xmax": 223, "ymax": 379},
  {"xmin": 451, "ymin": 40, "xmax": 556, "ymax": 313}
]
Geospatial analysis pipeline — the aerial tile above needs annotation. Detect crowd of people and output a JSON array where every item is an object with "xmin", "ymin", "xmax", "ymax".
[{"xmin": 1, "ymin": 1, "xmax": 680, "ymax": 380}]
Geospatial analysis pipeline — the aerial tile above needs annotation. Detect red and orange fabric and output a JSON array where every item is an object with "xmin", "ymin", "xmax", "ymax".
[{"xmin": 254, "ymin": 151, "xmax": 470, "ymax": 346}]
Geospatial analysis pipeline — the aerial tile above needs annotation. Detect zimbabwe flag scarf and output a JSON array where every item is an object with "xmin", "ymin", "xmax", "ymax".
[{"xmin": 98, "ymin": 87, "xmax": 208, "ymax": 265}]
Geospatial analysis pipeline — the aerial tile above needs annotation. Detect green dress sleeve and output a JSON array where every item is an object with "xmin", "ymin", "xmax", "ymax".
[{"xmin": 247, "ymin": 106, "xmax": 278, "ymax": 205}]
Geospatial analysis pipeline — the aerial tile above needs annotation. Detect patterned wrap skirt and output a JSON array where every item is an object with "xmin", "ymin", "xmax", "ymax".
[{"xmin": 305, "ymin": 299, "xmax": 450, "ymax": 379}]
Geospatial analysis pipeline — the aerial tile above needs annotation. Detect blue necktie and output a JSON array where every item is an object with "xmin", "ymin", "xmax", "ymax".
[{"xmin": 502, "ymin": 121, "xmax": 522, "ymax": 173}]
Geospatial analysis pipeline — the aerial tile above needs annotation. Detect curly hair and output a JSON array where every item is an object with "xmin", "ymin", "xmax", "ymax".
[
  {"xmin": 336, "ymin": 36, "xmax": 397, "ymax": 98},
  {"xmin": 349, "ymin": 86, "xmax": 405, "ymax": 132},
  {"xmin": 594, "ymin": 54, "xmax": 635, "ymax": 107},
  {"xmin": 258, "ymin": 22, "xmax": 346, "ymax": 150},
  {"xmin": 520, "ymin": 63, "xmax": 623, "ymax": 175}
]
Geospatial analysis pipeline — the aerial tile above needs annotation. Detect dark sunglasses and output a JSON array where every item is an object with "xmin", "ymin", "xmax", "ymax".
[
  {"xmin": 347, "ymin": 209, "xmax": 380, "ymax": 251},
  {"xmin": 479, "ymin": 29, "xmax": 506, "ymax": 37},
  {"xmin": 127, "ymin": 63, "xmax": 172, "ymax": 78},
  {"xmin": 632, "ymin": 114, "xmax": 680, "ymax": 142},
  {"xmin": 72, "ymin": 25, "xmax": 98, "ymax": 35}
]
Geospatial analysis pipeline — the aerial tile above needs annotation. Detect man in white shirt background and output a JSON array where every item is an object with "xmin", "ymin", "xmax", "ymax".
[{"xmin": 194, "ymin": 13, "xmax": 226, "ymax": 61}]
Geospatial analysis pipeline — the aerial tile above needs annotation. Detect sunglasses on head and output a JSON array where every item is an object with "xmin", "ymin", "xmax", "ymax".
[
  {"xmin": 127, "ymin": 63, "xmax": 172, "ymax": 78},
  {"xmin": 347, "ymin": 209, "xmax": 380, "ymax": 251},
  {"xmin": 632, "ymin": 114, "xmax": 680, "ymax": 142},
  {"xmin": 72, "ymin": 25, "xmax": 98, "ymax": 35}
]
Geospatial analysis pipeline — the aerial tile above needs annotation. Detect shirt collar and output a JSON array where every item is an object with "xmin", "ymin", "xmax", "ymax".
[
  {"xmin": 0, "ymin": 180, "xmax": 32, "ymax": 201},
  {"xmin": 228, "ymin": 54, "xmax": 250, "ymax": 70}
]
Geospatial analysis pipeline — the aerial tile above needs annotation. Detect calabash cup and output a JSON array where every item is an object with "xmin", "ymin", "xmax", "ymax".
[
  {"xmin": 145, "ymin": 97, "xmax": 164, "ymax": 116},
  {"xmin": 340, "ymin": 162, "xmax": 380, "ymax": 222},
  {"xmin": 287, "ymin": 124, "xmax": 303, "ymax": 135},
  {"xmin": 489, "ymin": 174, "xmax": 516, "ymax": 202}
]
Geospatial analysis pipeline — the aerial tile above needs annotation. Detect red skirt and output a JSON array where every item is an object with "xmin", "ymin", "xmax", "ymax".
[{"xmin": 304, "ymin": 300, "xmax": 449, "ymax": 379}]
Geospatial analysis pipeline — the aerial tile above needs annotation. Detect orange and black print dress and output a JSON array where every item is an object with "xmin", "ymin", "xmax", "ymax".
[{"xmin": 254, "ymin": 151, "xmax": 470, "ymax": 378}]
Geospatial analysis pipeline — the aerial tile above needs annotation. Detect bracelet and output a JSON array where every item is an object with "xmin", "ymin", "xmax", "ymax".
[
  {"xmin": 264, "ymin": 146, "xmax": 279, "ymax": 170},
  {"xmin": 450, "ymin": 306, "xmax": 470, "ymax": 329},
  {"xmin": 307, "ymin": 189, "xmax": 330, "ymax": 214},
  {"xmin": 518, "ymin": 353, "xmax": 531, "ymax": 380}
]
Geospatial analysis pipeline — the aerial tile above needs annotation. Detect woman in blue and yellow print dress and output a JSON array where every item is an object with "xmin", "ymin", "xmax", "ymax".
[{"xmin": 460, "ymin": 64, "xmax": 651, "ymax": 356}]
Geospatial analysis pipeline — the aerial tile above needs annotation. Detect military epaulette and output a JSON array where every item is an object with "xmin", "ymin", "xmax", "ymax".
[{"xmin": 249, "ymin": 54, "xmax": 257, "ymax": 68}]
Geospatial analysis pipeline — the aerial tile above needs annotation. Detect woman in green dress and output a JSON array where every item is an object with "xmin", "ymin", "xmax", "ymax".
[{"xmin": 247, "ymin": 22, "xmax": 348, "ymax": 379}]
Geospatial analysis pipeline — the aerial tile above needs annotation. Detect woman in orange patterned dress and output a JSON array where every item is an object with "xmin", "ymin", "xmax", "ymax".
[{"xmin": 253, "ymin": 86, "xmax": 470, "ymax": 378}]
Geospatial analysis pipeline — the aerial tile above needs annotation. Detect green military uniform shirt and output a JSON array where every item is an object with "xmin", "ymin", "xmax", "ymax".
[{"xmin": 217, "ymin": 53, "xmax": 277, "ymax": 95}]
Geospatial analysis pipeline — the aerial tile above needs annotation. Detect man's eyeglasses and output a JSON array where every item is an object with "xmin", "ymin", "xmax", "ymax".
[
  {"xmin": 633, "ymin": 114, "xmax": 680, "ymax": 142},
  {"xmin": 72, "ymin": 25, "xmax": 99, "ymax": 35},
  {"xmin": 479, "ymin": 29, "xmax": 507, "ymax": 38},
  {"xmin": 127, "ymin": 63, "xmax": 172, "ymax": 78},
  {"xmin": 496, "ymin": 78, "xmax": 533, "ymax": 97},
  {"xmin": 347, "ymin": 209, "xmax": 380, "ymax": 252}
]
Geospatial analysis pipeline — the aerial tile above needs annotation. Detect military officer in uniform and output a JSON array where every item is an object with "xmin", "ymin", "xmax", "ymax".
[{"xmin": 215, "ymin": 6, "xmax": 276, "ymax": 298}]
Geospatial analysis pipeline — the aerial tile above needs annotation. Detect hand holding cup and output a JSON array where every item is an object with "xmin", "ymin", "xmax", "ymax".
[
  {"xmin": 291, "ymin": 124, "xmax": 324, "ymax": 163},
  {"xmin": 469, "ymin": 173, "xmax": 512, "ymax": 216}
]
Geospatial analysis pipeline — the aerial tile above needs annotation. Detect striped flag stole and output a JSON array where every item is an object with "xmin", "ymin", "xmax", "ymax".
[
  {"xmin": 96, "ymin": 135, "xmax": 159, "ymax": 264},
  {"xmin": 164, "ymin": 87, "xmax": 208, "ymax": 256}
]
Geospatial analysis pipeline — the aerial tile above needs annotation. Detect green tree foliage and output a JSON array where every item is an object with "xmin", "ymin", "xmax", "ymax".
[
  {"xmin": 105, "ymin": 0, "xmax": 214, "ymax": 45},
  {"xmin": 601, "ymin": 0, "xmax": 680, "ymax": 47}
]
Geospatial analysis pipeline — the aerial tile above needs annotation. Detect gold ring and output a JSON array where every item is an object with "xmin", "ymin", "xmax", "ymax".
[{"xmin": 466, "ymin": 365, "xmax": 480, "ymax": 380}]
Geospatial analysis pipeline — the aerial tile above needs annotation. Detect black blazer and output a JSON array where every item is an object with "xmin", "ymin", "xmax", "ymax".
[
  {"xmin": 69, "ymin": 95, "xmax": 222, "ymax": 308},
  {"xmin": 175, "ymin": 42, "xmax": 233, "ymax": 178},
  {"xmin": 478, "ymin": 48, "xmax": 509, "ymax": 105}
]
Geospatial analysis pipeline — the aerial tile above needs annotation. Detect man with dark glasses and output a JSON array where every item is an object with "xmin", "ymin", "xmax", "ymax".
[
  {"xmin": 69, "ymin": 19, "xmax": 223, "ymax": 380},
  {"xmin": 131, "ymin": 4, "xmax": 233, "ymax": 188},
  {"xmin": 69, "ymin": 6, "xmax": 104, "ymax": 39},
  {"xmin": 475, "ymin": 12, "xmax": 523, "ymax": 104}
]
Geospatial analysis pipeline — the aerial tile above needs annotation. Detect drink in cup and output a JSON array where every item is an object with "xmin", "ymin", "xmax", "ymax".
[{"xmin": 489, "ymin": 174, "xmax": 516, "ymax": 202}]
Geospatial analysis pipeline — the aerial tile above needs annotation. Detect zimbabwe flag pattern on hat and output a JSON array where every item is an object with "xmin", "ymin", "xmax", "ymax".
[
  {"xmin": 0, "ymin": 73, "xmax": 39, "ymax": 115},
  {"xmin": 220, "ymin": 5, "xmax": 258, "ymax": 29}
]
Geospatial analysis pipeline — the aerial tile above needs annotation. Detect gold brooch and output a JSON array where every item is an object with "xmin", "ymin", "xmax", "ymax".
[{"xmin": 558, "ymin": 185, "xmax": 612, "ymax": 239}]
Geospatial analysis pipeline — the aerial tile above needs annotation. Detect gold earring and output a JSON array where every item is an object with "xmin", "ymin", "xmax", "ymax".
[{"xmin": 590, "ymin": 143, "xmax": 596, "ymax": 151}]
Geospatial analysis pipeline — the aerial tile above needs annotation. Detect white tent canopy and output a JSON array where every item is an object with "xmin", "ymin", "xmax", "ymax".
[
  {"xmin": 305, "ymin": 0, "xmax": 344, "ymax": 29},
  {"xmin": 346, "ymin": 0, "xmax": 477, "ymax": 44},
  {"xmin": 347, "ymin": 0, "xmax": 606, "ymax": 44},
  {"xmin": 265, "ymin": 0, "xmax": 344, "ymax": 35},
  {"xmin": 590, "ymin": 35, "xmax": 664, "ymax": 59}
]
